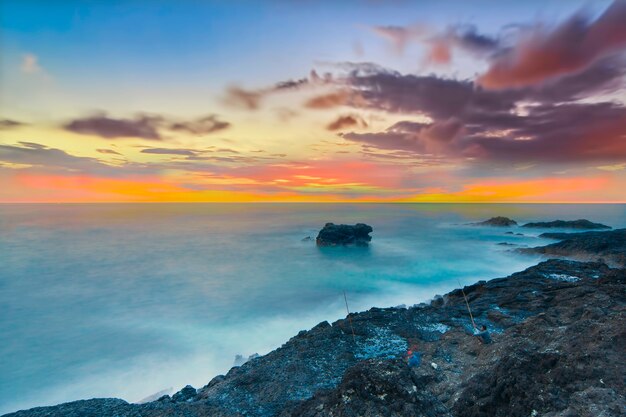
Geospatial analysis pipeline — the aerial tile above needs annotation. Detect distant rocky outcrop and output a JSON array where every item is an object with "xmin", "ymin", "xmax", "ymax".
[
  {"xmin": 316, "ymin": 223, "xmax": 373, "ymax": 246},
  {"xmin": 521, "ymin": 228, "xmax": 626, "ymax": 267},
  {"xmin": 522, "ymin": 219, "xmax": 611, "ymax": 229},
  {"xmin": 472, "ymin": 216, "xmax": 518, "ymax": 226},
  {"xmin": 7, "ymin": 230, "xmax": 626, "ymax": 417}
]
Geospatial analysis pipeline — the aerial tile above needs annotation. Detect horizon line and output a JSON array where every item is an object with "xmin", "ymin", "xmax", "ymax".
[{"xmin": 1, "ymin": 201, "xmax": 625, "ymax": 205}]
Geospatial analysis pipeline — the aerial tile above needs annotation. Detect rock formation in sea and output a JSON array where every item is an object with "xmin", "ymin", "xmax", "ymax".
[
  {"xmin": 316, "ymin": 223, "xmax": 373, "ymax": 246},
  {"xmin": 521, "ymin": 219, "xmax": 611, "ymax": 229},
  {"xmin": 521, "ymin": 228, "xmax": 626, "ymax": 267},
  {"xmin": 472, "ymin": 216, "xmax": 518, "ymax": 226},
  {"xmin": 6, "ymin": 229, "xmax": 625, "ymax": 417}
]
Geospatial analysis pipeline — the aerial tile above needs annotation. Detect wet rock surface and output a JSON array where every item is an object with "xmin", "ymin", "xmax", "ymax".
[
  {"xmin": 522, "ymin": 219, "xmax": 611, "ymax": 229},
  {"xmin": 316, "ymin": 223, "xmax": 373, "ymax": 246},
  {"xmin": 521, "ymin": 228, "xmax": 626, "ymax": 267},
  {"xmin": 472, "ymin": 216, "xmax": 518, "ymax": 226},
  {"xmin": 6, "ymin": 232, "xmax": 626, "ymax": 417}
]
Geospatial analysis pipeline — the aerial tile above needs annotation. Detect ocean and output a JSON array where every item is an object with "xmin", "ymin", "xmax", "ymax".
[{"xmin": 1, "ymin": 203, "xmax": 624, "ymax": 414}]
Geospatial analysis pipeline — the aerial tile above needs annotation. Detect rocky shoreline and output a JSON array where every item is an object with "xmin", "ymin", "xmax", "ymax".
[{"xmin": 5, "ymin": 227, "xmax": 626, "ymax": 417}]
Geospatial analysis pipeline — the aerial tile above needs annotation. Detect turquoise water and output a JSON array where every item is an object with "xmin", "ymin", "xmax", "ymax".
[{"xmin": 1, "ymin": 203, "xmax": 624, "ymax": 414}]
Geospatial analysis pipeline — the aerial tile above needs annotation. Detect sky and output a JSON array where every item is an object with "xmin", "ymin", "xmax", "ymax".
[{"xmin": 0, "ymin": 0, "xmax": 625, "ymax": 203}]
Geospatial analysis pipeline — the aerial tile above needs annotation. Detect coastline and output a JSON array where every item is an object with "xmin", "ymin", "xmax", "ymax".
[{"xmin": 4, "ymin": 229, "xmax": 625, "ymax": 417}]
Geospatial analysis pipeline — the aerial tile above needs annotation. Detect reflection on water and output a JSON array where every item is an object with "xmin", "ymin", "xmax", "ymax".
[{"xmin": 1, "ymin": 203, "xmax": 624, "ymax": 413}]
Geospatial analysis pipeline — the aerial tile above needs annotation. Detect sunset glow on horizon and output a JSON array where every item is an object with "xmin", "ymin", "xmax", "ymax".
[{"xmin": 1, "ymin": 0, "xmax": 625, "ymax": 203}]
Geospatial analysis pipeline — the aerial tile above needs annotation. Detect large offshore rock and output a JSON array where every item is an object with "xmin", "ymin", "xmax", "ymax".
[
  {"xmin": 315, "ymin": 223, "xmax": 373, "ymax": 246},
  {"xmin": 472, "ymin": 217, "xmax": 518, "ymax": 226}
]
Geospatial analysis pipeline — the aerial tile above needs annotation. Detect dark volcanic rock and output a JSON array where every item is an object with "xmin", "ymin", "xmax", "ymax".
[
  {"xmin": 522, "ymin": 219, "xmax": 611, "ymax": 229},
  {"xmin": 472, "ymin": 217, "xmax": 517, "ymax": 227},
  {"xmin": 171, "ymin": 385, "xmax": 197, "ymax": 403},
  {"xmin": 4, "ymin": 399, "xmax": 132, "ymax": 417},
  {"xmin": 521, "ymin": 228, "xmax": 626, "ymax": 267},
  {"xmin": 316, "ymin": 223, "xmax": 373, "ymax": 246},
  {"xmin": 7, "ymin": 257, "xmax": 625, "ymax": 417},
  {"xmin": 281, "ymin": 359, "xmax": 450, "ymax": 417}
]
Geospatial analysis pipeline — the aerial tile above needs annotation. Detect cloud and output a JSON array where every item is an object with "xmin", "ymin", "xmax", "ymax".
[
  {"xmin": 344, "ymin": 102, "xmax": 626, "ymax": 163},
  {"xmin": 398, "ymin": 176, "xmax": 615, "ymax": 203},
  {"xmin": 141, "ymin": 148, "xmax": 197, "ymax": 156},
  {"xmin": 466, "ymin": 102, "xmax": 626, "ymax": 163},
  {"xmin": 343, "ymin": 122, "xmax": 429, "ymax": 153},
  {"xmin": 329, "ymin": 61, "xmax": 626, "ymax": 163},
  {"xmin": 326, "ymin": 115, "xmax": 368, "ymax": 131},
  {"xmin": 275, "ymin": 78, "xmax": 309, "ymax": 90},
  {"xmin": 531, "ymin": 57, "xmax": 626, "ymax": 102},
  {"xmin": 425, "ymin": 25, "xmax": 500, "ymax": 65},
  {"xmin": 304, "ymin": 90, "xmax": 353, "ymax": 109},
  {"xmin": 64, "ymin": 113, "xmax": 163, "ymax": 140},
  {"xmin": 371, "ymin": 25, "xmax": 425, "ymax": 54},
  {"xmin": 425, "ymin": 39, "xmax": 452, "ymax": 64},
  {"xmin": 0, "ymin": 119, "xmax": 26, "ymax": 129},
  {"xmin": 96, "ymin": 149, "xmax": 122, "ymax": 155},
  {"xmin": 223, "ymin": 86, "xmax": 264, "ymax": 110},
  {"xmin": 64, "ymin": 112, "xmax": 231, "ymax": 139},
  {"xmin": 222, "ymin": 71, "xmax": 333, "ymax": 111},
  {"xmin": 478, "ymin": 0, "xmax": 626, "ymax": 89},
  {"xmin": 346, "ymin": 70, "xmax": 521, "ymax": 119},
  {"xmin": 371, "ymin": 22, "xmax": 498, "ymax": 64},
  {"xmin": 222, "ymin": 52, "xmax": 616, "ymax": 165},
  {"xmin": 0, "ymin": 141, "xmax": 299, "ymax": 199},
  {"xmin": 169, "ymin": 115, "xmax": 230, "ymax": 135},
  {"xmin": 0, "ymin": 142, "xmax": 117, "ymax": 174},
  {"xmin": 275, "ymin": 107, "xmax": 299, "ymax": 122},
  {"xmin": 343, "ymin": 119, "xmax": 463, "ymax": 154},
  {"xmin": 20, "ymin": 53, "xmax": 43, "ymax": 74},
  {"xmin": 449, "ymin": 25, "xmax": 500, "ymax": 55}
]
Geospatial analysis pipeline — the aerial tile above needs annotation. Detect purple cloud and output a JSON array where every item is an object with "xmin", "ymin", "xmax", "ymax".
[
  {"xmin": 64, "ymin": 113, "xmax": 164, "ymax": 140},
  {"xmin": 64, "ymin": 113, "xmax": 231, "ymax": 139},
  {"xmin": 479, "ymin": 0, "xmax": 626, "ymax": 89}
]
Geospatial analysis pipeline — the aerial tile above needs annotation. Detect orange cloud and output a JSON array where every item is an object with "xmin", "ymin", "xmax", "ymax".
[
  {"xmin": 1, "ymin": 158, "xmax": 407, "ymax": 202},
  {"xmin": 2, "ymin": 172, "xmax": 623, "ymax": 203},
  {"xmin": 231, "ymin": 160, "xmax": 405, "ymax": 190},
  {"xmin": 478, "ymin": 1, "xmax": 626, "ymax": 89},
  {"xmin": 326, "ymin": 115, "xmax": 368, "ymax": 131},
  {"xmin": 426, "ymin": 39, "xmax": 452, "ymax": 64},
  {"xmin": 304, "ymin": 90, "xmax": 352, "ymax": 109},
  {"xmin": 401, "ymin": 176, "xmax": 619, "ymax": 203},
  {"xmin": 5, "ymin": 173, "xmax": 363, "ymax": 203}
]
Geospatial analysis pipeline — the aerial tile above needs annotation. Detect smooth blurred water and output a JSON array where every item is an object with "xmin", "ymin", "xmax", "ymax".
[{"xmin": 1, "ymin": 203, "xmax": 624, "ymax": 414}]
